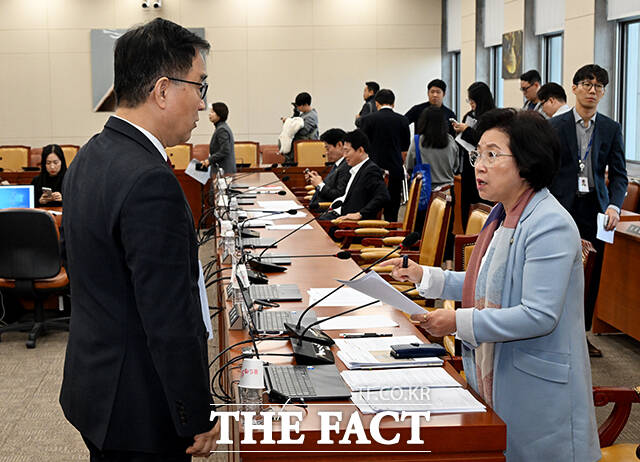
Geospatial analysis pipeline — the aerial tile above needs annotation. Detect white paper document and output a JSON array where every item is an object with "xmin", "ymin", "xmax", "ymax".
[
  {"xmin": 351, "ymin": 387, "xmax": 485, "ymax": 414},
  {"xmin": 337, "ymin": 271, "xmax": 426, "ymax": 316},
  {"xmin": 315, "ymin": 315, "xmax": 398, "ymax": 330},
  {"xmin": 197, "ymin": 260, "xmax": 213, "ymax": 340},
  {"xmin": 597, "ymin": 213, "xmax": 615, "ymax": 244},
  {"xmin": 256, "ymin": 200, "xmax": 303, "ymax": 211},
  {"xmin": 247, "ymin": 211, "xmax": 307, "ymax": 220},
  {"xmin": 240, "ymin": 219, "xmax": 274, "ymax": 228},
  {"xmin": 185, "ymin": 159, "xmax": 211, "ymax": 185},
  {"xmin": 335, "ymin": 335, "xmax": 443, "ymax": 369},
  {"xmin": 340, "ymin": 367, "xmax": 461, "ymax": 391},
  {"xmin": 307, "ymin": 287, "xmax": 382, "ymax": 307},
  {"xmin": 266, "ymin": 224, "xmax": 313, "ymax": 230}
]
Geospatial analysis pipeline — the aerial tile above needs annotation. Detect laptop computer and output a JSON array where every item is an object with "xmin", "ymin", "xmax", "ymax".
[
  {"xmin": 253, "ymin": 253, "xmax": 292, "ymax": 265},
  {"xmin": 241, "ymin": 237, "xmax": 276, "ymax": 249},
  {"xmin": 0, "ymin": 185, "xmax": 35, "ymax": 209},
  {"xmin": 249, "ymin": 283, "xmax": 302, "ymax": 302},
  {"xmin": 237, "ymin": 277, "xmax": 313, "ymax": 334},
  {"xmin": 264, "ymin": 364, "xmax": 351, "ymax": 402}
]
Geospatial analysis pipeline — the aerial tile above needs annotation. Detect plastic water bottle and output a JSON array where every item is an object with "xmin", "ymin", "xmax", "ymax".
[
  {"xmin": 238, "ymin": 358, "xmax": 265, "ymax": 424},
  {"xmin": 223, "ymin": 230, "xmax": 235, "ymax": 258},
  {"xmin": 229, "ymin": 196, "xmax": 239, "ymax": 222}
]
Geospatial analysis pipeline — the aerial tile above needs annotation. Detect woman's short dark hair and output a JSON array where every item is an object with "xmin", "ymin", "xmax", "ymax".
[
  {"xmin": 467, "ymin": 82, "xmax": 496, "ymax": 117},
  {"xmin": 344, "ymin": 129, "xmax": 370, "ymax": 153},
  {"xmin": 476, "ymin": 108, "xmax": 559, "ymax": 191},
  {"xmin": 40, "ymin": 144, "xmax": 68, "ymax": 176},
  {"xmin": 211, "ymin": 102, "xmax": 229, "ymax": 122},
  {"xmin": 416, "ymin": 107, "xmax": 449, "ymax": 149},
  {"xmin": 114, "ymin": 18, "xmax": 210, "ymax": 108}
]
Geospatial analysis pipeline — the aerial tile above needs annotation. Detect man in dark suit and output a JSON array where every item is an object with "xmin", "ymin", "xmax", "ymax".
[
  {"xmin": 60, "ymin": 18, "xmax": 218, "ymax": 460},
  {"xmin": 404, "ymin": 79, "xmax": 457, "ymax": 137},
  {"xmin": 549, "ymin": 64, "xmax": 628, "ymax": 357},
  {"xmin": 306, "ymin": 128, "xmax": 350, "ymax": 210},
  {"xmin": 359, "ymin": 89, "xmax": 410, "ymax": 221},
  {"xmin": 320, "ymin": 129, "xmax": 389, "ymax": 222}
]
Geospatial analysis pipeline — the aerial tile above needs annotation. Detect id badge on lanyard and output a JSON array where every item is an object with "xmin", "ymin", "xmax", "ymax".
[{"xmin": 578, "ymin": 130, "xmax": 594, "ymax": 193}]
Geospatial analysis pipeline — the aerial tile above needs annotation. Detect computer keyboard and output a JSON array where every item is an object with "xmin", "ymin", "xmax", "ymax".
[
  {"xmin": 267, "ymin": 366, "xmax": 316, "ymax": 398},
  {"xmin": 250, "ymin": 284, "xmax": 279, "ymax": 301},
  {"xmin": 259, "ymin": 310, "xmax": 292, "ymax": 332}
]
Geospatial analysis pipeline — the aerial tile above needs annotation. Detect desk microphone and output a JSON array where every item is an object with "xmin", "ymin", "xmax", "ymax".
[
  {"xmin": 228, "ymin": 176, "xmax": 290, "ymax": 196},
  {"xmin": 247, "ymin": 250, "xmax": 351, "ymax": 274},
  {"xmin": 283, "ymin": 231, "xmax": 419, "ymax": 364}
]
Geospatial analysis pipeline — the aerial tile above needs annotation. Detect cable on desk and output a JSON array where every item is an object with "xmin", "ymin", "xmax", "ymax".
[{"xmin": 205, "ymin": 276, "xmax": 230, "ymax": 288}]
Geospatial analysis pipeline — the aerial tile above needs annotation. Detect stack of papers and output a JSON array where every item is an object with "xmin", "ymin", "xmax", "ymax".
[
  {"xmin": 340, "ymin": 367, "xmax": 461, "ymax": 391},
  {"xmin": 351, "ymin": 387, "xmax": 486, "ymax": 414},
  {"xmin": 308, "ymin": 287, "xmax": 382, "ymax": 307},
  {"xmin": 256, "ymin": 200, "xmax": 303, "ymax": 211},
  {"xmin": 315, "ymin": 315, "xmax": 398, "ymax": 330},
  {"xmin": 335, "ymin": 335, "xmax": 443, "ymax": 369},
  {"xmin": 247, "ymin": 211, "xmax": 307, "ymax": 220}
]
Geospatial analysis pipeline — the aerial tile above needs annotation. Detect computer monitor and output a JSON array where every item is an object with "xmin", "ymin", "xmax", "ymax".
[{"xmin": 0, "ymin": 185, "xmax": 35, "ymax": 209}]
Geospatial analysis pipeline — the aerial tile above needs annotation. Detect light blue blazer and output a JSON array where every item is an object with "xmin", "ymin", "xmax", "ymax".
[{"xmin": 420, "ymin": 189, "xmax": 600, "ymax": 462}]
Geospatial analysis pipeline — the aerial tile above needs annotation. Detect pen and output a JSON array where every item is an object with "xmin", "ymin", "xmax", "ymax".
[
  {"xmin": 402, "ymin": 255, "xmax": 409, "ymax": 268},
  {"xmin": 340, "ymin": 333, "xmax": 393, "ymax": 338}
]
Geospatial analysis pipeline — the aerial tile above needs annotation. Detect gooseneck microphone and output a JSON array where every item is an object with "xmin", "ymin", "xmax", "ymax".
[
  {"xmin": 228, "ymin": 176, "xmax": 290, "ymax": 196},
  {"xmin": 283, "ymin": 231, "xmax": 420, "ymax": 364},
  {"xmin": 246, "ymin": 250, "xmax": 351, "ymax": 274}
]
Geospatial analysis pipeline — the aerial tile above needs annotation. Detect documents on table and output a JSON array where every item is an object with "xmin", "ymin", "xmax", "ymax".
[
  {"xmin": 307, "ymin": 287, "xmax": 382, "ymax": 307},
  {"xmin": 241, "ymin": 219, "xmax": 275, "ymax": 228},
  {"xmin": 337, "ymin": 271, "xmax": 426, "ymax": 316},
  {"xmin": 247, "ymin": 210, "xmax": 307, "ymax": 220},
  {"xmin": 315, "ymin": 314, "xmax": 398, "ymax": 330},
  {"xmin": 266, "ymin": 224, "xmax": 313, "ymax": 230},
  {"xmin": 335, "ymin": 335, "xmax": 443, "ymax": 369},
  {"xmin": 351, "ymin": 387, "xmax": 486, "ymax": 414},
  {"xmin": 185, "ymin": 159, "xmax": 211, "ymax": 185},
  {"xmin": 256, "ymin": 200, "xmax": 304, "ymax": 211},
  {"xmin": 341, "ymin": 367, "xmax": 461, "ymax": 391},
  {"xmin": 597, "ymin": 213, "xmax": 615, "ymax": 243}
]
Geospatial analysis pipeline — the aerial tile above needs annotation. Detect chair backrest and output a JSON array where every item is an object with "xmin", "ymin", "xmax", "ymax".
[
  {"xmin": 418, "ymin": 192, "xmax": 452, "ymax": 266},
  {"xmin": 192, "ymin": 144, "xmax": 209, "ymax": 161},
  {"xmin": 622, "ymin": 180, "xmax": 640, "ymax": 213},
  {"xmin": 294, "ymin": 140, "xmax": 326, "ymax": 167},
  {"xmin": 581, "ymin": 239, "xmax": 597, "ymax": 302},
  {"xmin": 235, "ymin": 141, "xmax": 259, "ymax": 167},
  {"xmin": 261, "ymin": 144, "xmax": 284, "ymax": 165},
  {"xmin": 60, "ymin": 145, "xmax": 80, "ymax": 165},
  {"xmin": 465, "ymin": 203, "xmax": 492, "ymax": 235},
  {"xmin": 402, "ymin": 175, "xmax": 422, "ymax": 232},
  {"xmin": 0, "ymin": 145, "xmax": 30, "ymax": 172},
  {"xmin": 0, "ymin": 209, "xmax": 61, "ymax": 279},
  {"xmin": 166, "ymin": 143, "xmax": 193, "ymax": 169}
]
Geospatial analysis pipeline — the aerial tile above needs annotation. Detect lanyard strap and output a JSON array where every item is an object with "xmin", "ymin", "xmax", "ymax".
[{"xmin": 580, "ymin": 127, "xmax": 595, "ymax": 164}]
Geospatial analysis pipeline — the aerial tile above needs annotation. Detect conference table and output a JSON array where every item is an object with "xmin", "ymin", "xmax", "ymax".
[{"xmin": 213, "ymin": 172, "xmax": 506, "ymax": 461}]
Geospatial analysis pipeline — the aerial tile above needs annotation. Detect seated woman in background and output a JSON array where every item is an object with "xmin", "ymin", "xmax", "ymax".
[
  {"xmin": 201, "ymin": 102, "xmax": 236, "ymax": 174},
  {"xmin": 388, "ymin": 109, "xmax": 600, "ymax": 461},
  {"xmin": 31, "ymin": 144, "xmax": 67, "ymax": 207}
]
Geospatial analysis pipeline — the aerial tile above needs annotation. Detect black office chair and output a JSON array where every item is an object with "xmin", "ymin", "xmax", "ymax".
[{"xmin": 0, "ymin": 208, "xmax": 69, "ymax": 348}]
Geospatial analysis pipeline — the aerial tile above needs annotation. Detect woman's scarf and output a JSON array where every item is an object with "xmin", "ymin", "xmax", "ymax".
[{"xmin": 461, "ymin": 188, "xmax": 535, "ymax": 406}]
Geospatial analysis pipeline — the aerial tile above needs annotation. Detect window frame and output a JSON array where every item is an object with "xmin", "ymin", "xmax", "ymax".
[
  {"xmin": 489, "ymin": 45, "xmax": 503, "ymax": 107},
  {"xmin": 451, "ymin": 51, "xmax": 461, "ymax": 118},
  {"xmin": 541, "ymin": 33, "xmax": 563, "ymax": 84},
  {"xmin": 617, "ymin": 18, "xmax": 640, "ymax": 163}
]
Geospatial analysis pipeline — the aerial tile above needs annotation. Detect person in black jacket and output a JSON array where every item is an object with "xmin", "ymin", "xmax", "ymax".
[
  {"xmin": 60, "ymin": 18, "xmax": 218, "ymax": 460},
  {"xmin": 31, "ymin": 144, "xmax": 67, "ymax": 207},
  {"xmin": 201, "ymin": 101, "xmax": 236, "ymax": 173},
  {"xmin": 405, "ymin": 79, "xmax": 457, "ymax": 137},
  {"xmin": 359, "ymin": 89, "xmax": 410, "ymax": 221},
  {"xmin": 452, "ymin": 82, "xmax": 495, "ymax": 228},
  {"xmin": 320, "ymin": 129, "xmax": 389, "ymax": 222},
  {"xmin": 306, "ymin": 128, "xmax": 350, "ymax": 210},
  {"xmin": 355, "ymin": 81, "xmax": 379, "ymax": 127}
]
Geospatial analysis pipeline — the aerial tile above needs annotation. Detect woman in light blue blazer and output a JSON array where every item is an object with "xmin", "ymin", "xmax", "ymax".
[{"xmin": 387, "ymin": 109, "xmax": 600, "ymax": 461}]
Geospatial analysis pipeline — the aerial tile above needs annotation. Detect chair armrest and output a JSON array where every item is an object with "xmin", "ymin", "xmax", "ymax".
[
  {"xmin": 593, "ymin": 386, "xmax": 640, "ymax": 447},
  {"xmin": 305, "ymin": 185, "xmax": 315, "ymax": 191},
  {"xmin": 357, "ymin": 220, "xmax": 391, "ymax": 227}
]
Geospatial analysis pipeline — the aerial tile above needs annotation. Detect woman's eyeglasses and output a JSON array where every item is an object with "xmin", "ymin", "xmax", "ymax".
[{"xmin": 469, "ymin": 150, "xmax": 513, "ymax": 167}]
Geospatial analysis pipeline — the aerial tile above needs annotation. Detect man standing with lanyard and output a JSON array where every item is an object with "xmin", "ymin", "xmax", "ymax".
[{"xmin": 549, "ymin": 64, "xmax": 628, "ymax": 357}]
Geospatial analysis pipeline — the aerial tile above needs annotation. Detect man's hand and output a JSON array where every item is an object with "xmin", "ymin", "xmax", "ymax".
[
  {"xmin": 201, "ymin": 159, "xmax": 210, "ymax": 168},
  {"xmin": 52, "ymin": 192, "xmax": 62, "ymax": 202},
  {"xmin": 386, "ymin": 257, "xmax": 423, "ymax": 283},
  {"xmin": 336, "ymin": 212, "xmax": 362, "ymax": 222},
  {"xmin": 186, "ymin": 419, "xmax": 220, "ymax": 458},
  {"xmin": 409, "ymin": 310, "xmax": 456, "ymax": 337},
  {"xmin": 604, "ymin": 208, "xmax": 620, "ymax": 231},
  {"xmin": 307, "ymin": 171, "xmax": 322, "ymax": 187}
]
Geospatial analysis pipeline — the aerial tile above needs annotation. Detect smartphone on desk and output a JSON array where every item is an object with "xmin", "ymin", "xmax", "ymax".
[{"xmin": 390, "ymin": 343, "xmax": 447, "ymax": 359}]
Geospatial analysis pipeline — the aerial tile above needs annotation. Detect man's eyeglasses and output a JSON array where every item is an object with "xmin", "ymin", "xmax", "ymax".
[
  {"xmin": 578, "ymin": 81, "xmax": 605, "ymax": 93},
  {"xmin": 520, "ymin": 84, "xmax": 533, "ymax": 93},
  {"xmin": 469, "ymin": 150, "xmax": 513, "ymax": 167},
  {"xmin": 167, "ymin": 77, "xmax": 208, "ymax": 99}
]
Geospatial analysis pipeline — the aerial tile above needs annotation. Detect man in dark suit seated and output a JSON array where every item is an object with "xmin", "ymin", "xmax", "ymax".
[
  {"xmin": 60, "ymin": 18, "xmax": 218, "ymax": 460},
  {"xmin": 359, "ymin": 89, "xmax": 410, "ymax": 222},
  {"xmin": 306, "ymin": 128, "xmax": 350, "ymax": 210},
  {"xmin": 549, "ymin": 64, "xmax": 628, "ymax": 357},
  {"xmin": 319, "ymin": 129, "xmax": 389, "ymax": 222}
]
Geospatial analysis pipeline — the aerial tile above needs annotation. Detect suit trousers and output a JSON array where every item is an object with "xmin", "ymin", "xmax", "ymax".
[
  {"xmin": 570, "ymin": 191, "xmax": 605, "ymax": 331},
  {"xmin": 384, "ymin": 175, "xmax": 402, "ymax": 222},
  {"xmin": 83, "ymin": 436, "xmax": 191, "ymax": 462}
]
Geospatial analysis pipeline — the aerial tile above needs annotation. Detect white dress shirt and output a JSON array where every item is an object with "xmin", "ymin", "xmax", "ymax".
[
  {"xmin": 112, "ymin": 115, "xmax": 168, "ymax": 162},
  {"xmin": 332, "ymin": 156, "xmax": 368, "ymax": 214}
]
